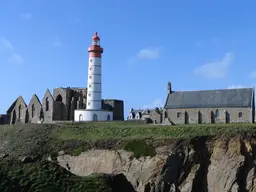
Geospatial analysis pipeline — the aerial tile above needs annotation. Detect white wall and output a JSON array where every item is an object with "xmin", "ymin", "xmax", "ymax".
[
  {"xmin": 74, "ymin": 110, "xmax": 113, "ymax": 122},
  {"xmin": 87, "ymin": 57, "xmax": 102, "ymax": 110}
]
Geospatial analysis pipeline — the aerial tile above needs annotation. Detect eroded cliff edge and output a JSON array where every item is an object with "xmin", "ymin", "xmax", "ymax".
[
  {"xmin": 54, "ymin": 136, "xmax": 256, "ymax": 192},
  {"xmin": 1, "ymin": 123, "xmax": 256, "ymax": 191}
]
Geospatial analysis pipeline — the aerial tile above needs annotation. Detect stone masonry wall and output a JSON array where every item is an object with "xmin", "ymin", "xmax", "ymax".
[{"xmin": 164, "ymin": 107, "xmax": 254, "ymax": 124}]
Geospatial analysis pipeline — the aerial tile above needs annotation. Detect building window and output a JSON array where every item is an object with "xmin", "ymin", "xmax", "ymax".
[
  {"xmin": 46, "ymin": 97, "xmax": 49, "ymax": 111},
  {"xmin": 89, "ymin": 76, "xmax": 92, "ymax": 79},
  {"xmin": 238, "ymin": 112, "xmax": 243, "ymax": 118},
  {"xmin": 93, "ymin": 114, "xmax": 97, "ymax": 121},
  {"xmin": 88, "ymin": 93, "xmax": 91, "ymax": 97},
  {"xmin": 177, "ymin": 112, "xmax": 182, "ymax": 118},
  {"xmin": 79, "ymin": 114, "xmax": 83, "ymax": 121},
  {"xmin": 215, "ymin": 109, "xmax": 220, "ymax": 118},
  {"xmin": 90, "ymin": 67, "xmax": 92, "ymax": 70},
  {"xmin": 107, "ymin": 114, "xmax": 110, "ymax": 121},
  {"xmin": 90, "ymin": 59, "xmax": 93, "ymax": 63},
  {"xmin": 32, "ymin": 104, "xmax": 35, "ymax": 118},
  {"xmin": 89, "ymin": 84, "xmax": 91, "ymax": 88},
  {"xmin": 88, "ymin": 102, "xmax": 90, "ymax": 106}
]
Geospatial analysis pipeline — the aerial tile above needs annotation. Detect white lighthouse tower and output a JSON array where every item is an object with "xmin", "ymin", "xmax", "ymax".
[{"xmin": 74, "ymin": 32, "xmax": 113, "ymax": 122}]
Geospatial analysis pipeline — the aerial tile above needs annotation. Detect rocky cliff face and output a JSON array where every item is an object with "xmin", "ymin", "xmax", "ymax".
[{"xmin": 55, "ymin": 136, "xmax": 256, "ymax": 192}]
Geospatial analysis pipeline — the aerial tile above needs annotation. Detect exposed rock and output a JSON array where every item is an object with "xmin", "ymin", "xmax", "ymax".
[
  {"xmin": 58, "ymin": 150, "xmax": 65, "ymax": 156},
  {"xmin": 56, "ymin": 137, "xmax": 256, "ymax": 192}
]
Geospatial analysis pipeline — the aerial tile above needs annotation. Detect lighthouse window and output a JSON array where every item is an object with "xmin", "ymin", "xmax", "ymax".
[
  {"xmin": 89, "ymin": 84, "xmax": 91, "ymax": 88},
  {"xmin": 90, "ymin": 67, "xmax": 92, "ymax": 70},
  {"xmin": 89, "ymin": 76, "xmax": 92, "ymax": 79},
  {"xmin": 88, "ymin": 93, "xmax": 91, "ymax": 97},
  {"xmin": 90, "ymin": 59, "xmax": 93, "ymax": 63},
  {"xmin": 88, "ymin": 102, "xmax": 90, "ymax": 106}
]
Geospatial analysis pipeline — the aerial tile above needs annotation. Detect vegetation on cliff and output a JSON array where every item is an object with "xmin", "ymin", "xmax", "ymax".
[
  {"xmin": 0, "ymin": 159, "xmax": 113, "ymax": 192},
  {"xmin": 0, "ymin": 122, "xmax": 256, "ymax": 191},
  {"xmin": 0, "ymin": 121, "xmax": 256, "ymax": 158}
]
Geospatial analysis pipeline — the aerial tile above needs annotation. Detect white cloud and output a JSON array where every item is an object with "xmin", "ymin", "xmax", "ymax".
[
  {"xmin": 0, "ymin": 37, "xmax": 14, "ymax": 50},
  {"xmin": 0, "ymin": 37, "xmax": 24, "ymax": 65},
  {"xmin": 248, "ymin": 71, "xmax": 256, "ymax": 79},
  {"xmin": 137, "ymin": 49, "xmax": 159, "ymax": 60},
  {"xmin": 142, "ymin": 99, "xmax": 164, "ymax": 109},
  {"xmin": 128, "ymin": 48, "xmax": 160, "ymax": 65},
  {"xmin": 21, "ymin": 13, "xmax": 32, "ymax": 20},
  {"xmin": 8, "ymin": 53, "xmax": 24, "ymax": 64},
  {"xmin": 194, "ymin": 52, "xmax": 234, "ymax": 79},
  {"xmin": 227, "ymin": 84, "xmax": 245, "ymax": 89},
  {"xmin": 52, "ymin": 37, "xmax": 63, "ymax": 47}
]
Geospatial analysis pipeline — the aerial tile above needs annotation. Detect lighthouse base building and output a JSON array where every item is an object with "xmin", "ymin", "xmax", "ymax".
[{"xmin": 74, "ymin": 109, "xmax": 113, "ymax": 122}]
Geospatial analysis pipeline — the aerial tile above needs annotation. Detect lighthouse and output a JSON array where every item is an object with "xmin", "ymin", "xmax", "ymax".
[{"xmin": 74, "ymin": 32, "xmax": 113, "ymax": 122}]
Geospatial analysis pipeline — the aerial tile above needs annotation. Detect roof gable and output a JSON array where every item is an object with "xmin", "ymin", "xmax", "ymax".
[
  {"xmin": 165, "ymin": 88, "xmax": 254, "ymax": 109},
  {"xmin": 42, "ymin": 89, "xmax": 54, "ymax": 101},
  {"xmin": 28, "ymin": 94, "xmax": 42, "ymax": 107},
  {"xmin": 16, "ymin": 96, "xmax": 27, "ymax": 107},
  {"xmin": 7, "ymin": 98, "xmax": 18, "ymax": 113}
]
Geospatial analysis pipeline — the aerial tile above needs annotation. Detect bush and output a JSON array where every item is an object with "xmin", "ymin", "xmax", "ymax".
[{"xmin": 123, "ymin": 140, "xmax": 156, "ymax": 158}]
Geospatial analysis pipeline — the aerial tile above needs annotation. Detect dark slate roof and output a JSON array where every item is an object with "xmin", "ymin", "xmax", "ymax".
[{"xmin": 164, "ymin": 88, "xmax": 254, "ymax": 109}]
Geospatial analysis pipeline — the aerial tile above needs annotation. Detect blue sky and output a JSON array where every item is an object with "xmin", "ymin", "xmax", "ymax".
[{"xmin": 0, "ymin": 0, "xmax": 256, "ymax": 116}]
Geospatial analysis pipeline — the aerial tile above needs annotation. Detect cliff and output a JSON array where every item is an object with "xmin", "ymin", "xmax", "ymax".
[{"xmin": 0, "ymin": 122, "xmax": 256, "ymax": 192}]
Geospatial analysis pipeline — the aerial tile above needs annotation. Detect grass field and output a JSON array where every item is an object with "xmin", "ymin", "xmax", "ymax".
[{"xmin": 0, "ymin": 121, "xmax": 256, "ymax": 158}]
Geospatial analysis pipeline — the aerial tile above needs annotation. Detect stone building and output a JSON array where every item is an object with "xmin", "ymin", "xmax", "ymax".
[
  {"xmin": 163, "ymin": 82, "xmax": 255, "ymax": 124},
  {"xmin": 0, "ymin": 114, "xmax": 8, "ymax": 124},
  {"xmin": 127, "ymin": 108, "xmax": 163, "ymax": 123},
  {"xmin": 5, "ymin": 87, "xmax": 124, "ymax": 125}
]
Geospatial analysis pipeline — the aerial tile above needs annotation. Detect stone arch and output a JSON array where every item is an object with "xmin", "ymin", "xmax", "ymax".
[
  {"xmin": 107, "ymin": 114, "xmax": 110, "ymax": 121},
  {"xmin": 210, "ymin": 111, "xmax": 215, "ymax": 123},
  {"xmin": 198, "ymin": 111, "xmax": 202, "ymax": 124},
  {"xmin": 56, "ymin": 94, "xmax": 63, "ymax": 102},
  {"xmin": 32, "ymin": 104, "xmax": 35, "ymax": 118},
  {"xmin": 226, "ymin": 111, "xmax": 230, "ymax": 123},
  {"xmin": 12, "ymin": 109, "xmax": 16, "ymax": 124},
  {"xmin": 54, "ymin": 94, "xmax": 64, "ymax": 120},
  {"xmin": 185, "ymin": 111, "xmax": 189, "ymax": 124},
  {"xmin": 18, "ymin": 105, "xmax": 22, "ymax": 119},
  {"xmin": 164, "ymin": 111, "xmax": 168, "ymax": 118},
  {"xmin": 215, "ymin": 109, "xmax": 220, "ymax": 118},
  {"xmin": 45, "ymin": 97, "xmax": 49, "ymax": 111},
  {"xmin": 93, "ymin": 114, "xmax": 98, "ymax": 121}
]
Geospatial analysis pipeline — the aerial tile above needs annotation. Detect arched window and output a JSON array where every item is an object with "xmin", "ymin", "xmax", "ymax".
[
  {"xmin": 107, "ymin": 114, "xmax": 110, "ymax": 121},
  {"xmin": 93, "ymin": 114, "xmax": 97, "ymax": 121},
  {"xmin": 79, "ymin": 114, "xmax": 83, "ymax": 121},
  {"xmin": 215, "ymin": 109, "xmax": 220, "ymax": 118},
  {"xmin": 45, "ymin": 97, "xmax": 49, "ymax": 111},
  {"xmin": 32, "ymin": 104, "xmax": 35, "ymax": 118},
  {"xmin": 56, "ymin": 94, "xmax": 63, "ymax": 102},
  {"xmin": 18, "ymin": 105, "xmax": 22, "ymax": 118}
]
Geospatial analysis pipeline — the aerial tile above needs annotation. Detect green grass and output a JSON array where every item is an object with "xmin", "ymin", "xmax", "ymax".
[
  {"xmin": 0, "ymin": 159, "xmax": 113, "ymax": 192},
  {"xmin": 53, "ymin": 121, "xmax": 256, "ymax": 141},
  {"xmin": 0, "ymin": 121, "xmax": 256, "ymax": 158}
]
